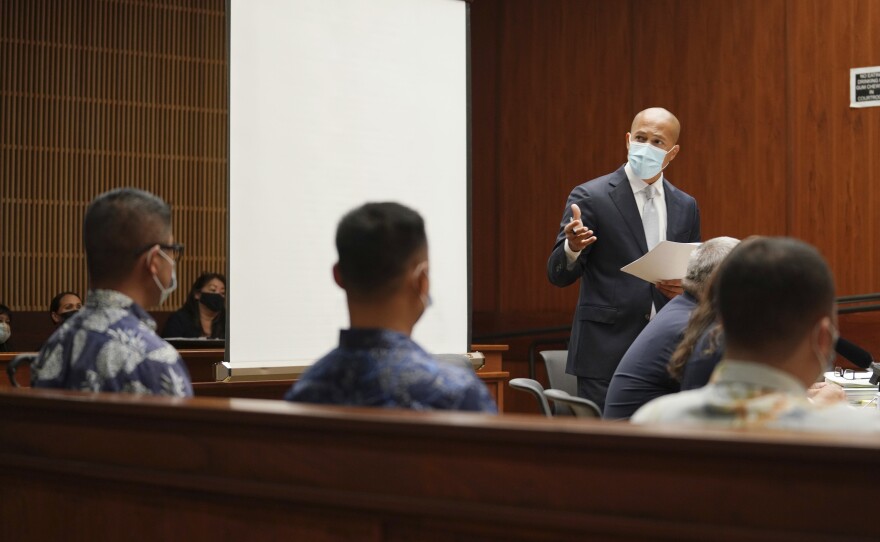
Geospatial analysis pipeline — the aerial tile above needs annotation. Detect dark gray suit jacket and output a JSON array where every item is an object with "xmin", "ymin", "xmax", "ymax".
[
  {"xmin": 547, "ymin": 166, "xmax": 700, "ymax": 380},
  {"xmin": 603, "ymin": 292, "xmax": 697, "ymax": 420}
]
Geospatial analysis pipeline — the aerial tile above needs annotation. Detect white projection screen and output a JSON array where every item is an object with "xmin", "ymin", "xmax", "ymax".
[{"xmin": 228, "ymin": 0, "xmax": 470, "ymax": 367}]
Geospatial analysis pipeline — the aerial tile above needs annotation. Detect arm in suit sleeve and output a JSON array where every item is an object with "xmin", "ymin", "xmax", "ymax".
[{"xmin": 547, "ymin": 186, "xmax": 595, "ymax": 287}]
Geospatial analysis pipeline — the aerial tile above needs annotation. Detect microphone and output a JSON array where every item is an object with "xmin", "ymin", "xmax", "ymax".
[{"xmin": 835, "ymin": 337, "xmax": 873, "ymax": 370}]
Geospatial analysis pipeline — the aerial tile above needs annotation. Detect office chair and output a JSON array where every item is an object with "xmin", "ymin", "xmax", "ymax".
[
  {"xmin": 543, "ymin": 389, "xmax": 602, "ymax": 418},
  {"xmin": 508, "ymin": 378, "xmax": 552, "ymax": 417},
  {"xmin": 7, "ymin": 353, "xmax": 36, "ymax": 388},
  {"xmin": 538, "ymin": 350, "xmax": 578, "ymax": 414}
]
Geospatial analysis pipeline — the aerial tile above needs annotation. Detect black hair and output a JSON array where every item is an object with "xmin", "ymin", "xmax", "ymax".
[
  {"xmin": 50, "ymin": 291, "xmax": 82, "ymax": 314},
  {"xmin": 716, "ymin": 237, "xmax": 835, "ymax": 356},
  {"xmin": 0, "ymin": 304, "xmax": 11, "ymax": 321},
  {"xmin": 84, "ymin": 188, "xmax": 172, "ymax": 283},
  {"xmin": 335, "ymin": 202, "xmax": 427, "ymax": 299},
  {"xmin": 179, "ymin": 272, "xmax": 226, "ymax": 338}
]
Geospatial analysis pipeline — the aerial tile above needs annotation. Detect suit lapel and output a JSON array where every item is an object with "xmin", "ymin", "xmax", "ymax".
[
  {"xmin": 664, "ymin": 180, "xmax": 685, "ymax": 242},
  {"xmin": 609, "ymin": 170, "xmax": 649, "ymax": 254}
]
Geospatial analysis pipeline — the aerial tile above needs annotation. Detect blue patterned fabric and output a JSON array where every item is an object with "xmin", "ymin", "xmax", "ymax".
[
  {"xmin": 285, "ymin": 328, "xmax": 497, "ymax": 413},
  {"xmin": 31, "ymin": 289, "xmax": 193, "ymax": 397}
]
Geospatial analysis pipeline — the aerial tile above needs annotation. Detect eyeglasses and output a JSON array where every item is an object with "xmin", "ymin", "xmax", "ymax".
[
  {"xmin": 834, "ymin": 367, "xmax": 857, "ymax": 380},
  {"xmin": 135, "ymin": 243, "xmax": 185, "ymax": 263}
]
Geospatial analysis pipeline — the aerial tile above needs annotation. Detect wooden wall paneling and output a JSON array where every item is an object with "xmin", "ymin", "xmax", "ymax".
[
  {"xmin": 495, "ymin": 1, "xmax": 634, "ymax": 315},
  {"xmin": 787, "ymin": 0, "xmax": 880, "ymax": 296},
  {"xmin": 631, "ymin": 0, "xmax": 788, "ymax": 243},
  {"xmin": 470, "ymin": 0, "xmax": 502, "ymax": 314},
  {"xmin": 0, "ymin": 0, "xmax": 228, "ymax": 312}
]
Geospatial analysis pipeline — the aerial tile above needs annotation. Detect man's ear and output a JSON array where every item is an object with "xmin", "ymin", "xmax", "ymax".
[
  {"xmin": 625, "ymin": 132, "xmax": 631, "ymax": 149},
  {"xmin": 415, "ymin": 262, "xmax": 429, "ymax": 297},
  {"xmin": 665, "ymin": 144, "xmax": 680, "ymax": 164},
  {"xmin": 145, "ymin": 246, "xmax": 159, "ymax": 276},
  {"xmin": 332, "ymin": 263, "xmax": 344, "ymax": 289},
  {"xmin": 50, "ymin": 313, "xmax": 60, "ymax": 324},
  {"xmin": 816, "ymin": 316, "xmax": 834, "ymax": 350}
]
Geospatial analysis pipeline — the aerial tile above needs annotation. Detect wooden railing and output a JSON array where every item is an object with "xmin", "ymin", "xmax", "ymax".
[{"xmin": 0, "ymin": 387, "xmax": 878, "ymax": 541}]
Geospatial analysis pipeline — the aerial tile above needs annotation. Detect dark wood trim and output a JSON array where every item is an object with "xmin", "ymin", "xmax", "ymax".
[{"xmin": 1, "ymin": 387, "xmax": 879, "ymax": 540}]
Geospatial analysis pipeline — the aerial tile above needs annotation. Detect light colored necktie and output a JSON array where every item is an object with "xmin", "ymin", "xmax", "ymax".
[{"xmin": 642, "ymin": 185, "xmax": 659, "ymax": 251}]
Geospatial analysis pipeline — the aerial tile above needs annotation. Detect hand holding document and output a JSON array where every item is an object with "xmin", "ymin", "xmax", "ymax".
[{"xmin": 621, "ymin": 241, "xmax": 701, "ymax": 283}]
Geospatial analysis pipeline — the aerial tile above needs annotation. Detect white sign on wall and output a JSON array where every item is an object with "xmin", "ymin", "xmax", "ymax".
[{"xmin": 851, "ymin": 66, "xmax": 880, "ymax": 108}]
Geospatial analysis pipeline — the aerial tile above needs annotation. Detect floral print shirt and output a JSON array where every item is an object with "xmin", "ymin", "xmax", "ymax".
[
  {"xmin": 32, "ymin": 289, "xmax": 193, "ymax": 397},
  {"xmin": 632, "ymin": 360, "xmax": 880, "ymax": 432},
  {"xmin": 285, "ymin": 328, "xmax": 497, "ymax": 413}
]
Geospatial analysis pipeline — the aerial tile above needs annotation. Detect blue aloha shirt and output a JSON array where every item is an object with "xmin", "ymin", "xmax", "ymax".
[
  {"xmin": 31, "ymin": 289, "xmax": 193, "ymax": 397},
  {"xmin": 285, "ymin": 328, "xmax": 497, "ymax": 413}
]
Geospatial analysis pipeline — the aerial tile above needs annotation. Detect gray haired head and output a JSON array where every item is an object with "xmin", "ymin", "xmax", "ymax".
[{"xmin": 682, "ymin": 237, "xmax": 740, "ymax": 297}]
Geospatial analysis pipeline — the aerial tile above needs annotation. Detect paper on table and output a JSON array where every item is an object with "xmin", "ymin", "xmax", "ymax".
[{"xmin": 621, "ymin": 241, "xmax": 701, "ymax": 284}]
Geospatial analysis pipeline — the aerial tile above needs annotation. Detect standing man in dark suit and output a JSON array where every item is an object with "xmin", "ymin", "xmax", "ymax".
[{"xmin": 547, "ymin": 108, "xmax": 701, "ymax": 411}]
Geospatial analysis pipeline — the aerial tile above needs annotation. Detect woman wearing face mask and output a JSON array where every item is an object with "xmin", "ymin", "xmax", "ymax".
[
  {"xmin": 0, "ymin": 304, "xmax": 12, "ymax": 352},
  {"xmin": 50, "ymin": 291, "xmax": 83, "ymax": 326},
  {"xmin": 161, "ymin": 273, "xmax": 226, "ymax": 339}
]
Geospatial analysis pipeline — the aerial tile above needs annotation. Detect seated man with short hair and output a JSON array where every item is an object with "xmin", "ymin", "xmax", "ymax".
[
  {"xmin": 603, "ymin": 237, "xmax": 739, "ymax": 420},
  {"xmin": 285, "ymin": 202, "xmax": 497, "ymax": 413},
  {"xmin": 632, "ymin": 237, "xmax": 880, "ymax": 432},
  {"xmin": 31, "ymin": 188, "xmax": 193, "ymax": 396}
]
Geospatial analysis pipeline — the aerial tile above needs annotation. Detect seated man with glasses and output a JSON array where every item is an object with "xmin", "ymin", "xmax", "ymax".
[
  {"xmin": 31, "ymin": 188, "xmax": 193, "ymax": 396},
  {"xmin": 632, "ymin": 237, "xmax": 880, "ymax": 432}
]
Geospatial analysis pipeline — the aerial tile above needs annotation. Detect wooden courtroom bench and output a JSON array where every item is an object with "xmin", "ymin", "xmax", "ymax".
[
  {"xmin": 1, "ymin": 387, "xmax": 878, "ymax": 541},
  {"xmin": 0, "ymin": 345, "xmax": 511, "ymax": 410}
]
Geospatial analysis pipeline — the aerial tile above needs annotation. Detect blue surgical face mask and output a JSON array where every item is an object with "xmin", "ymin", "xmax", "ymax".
[{"xmin": 628, "ymin": 140, "xmax": 670, "ymax": 180}]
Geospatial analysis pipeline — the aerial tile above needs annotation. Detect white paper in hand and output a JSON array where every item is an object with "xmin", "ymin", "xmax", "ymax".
[{"xmin": 621, "ymin": 241, "xmax": 701, "ymax": 284}]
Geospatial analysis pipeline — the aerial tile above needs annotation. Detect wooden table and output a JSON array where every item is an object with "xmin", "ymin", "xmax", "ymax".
[{"xmin": 194, "ymin": 344, "xmax": 510, "ymax": 411}]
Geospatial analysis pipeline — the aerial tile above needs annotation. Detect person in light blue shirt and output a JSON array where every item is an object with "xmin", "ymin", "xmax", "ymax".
[
  {"xmin": 31, "ymin": 188, "xmax": 192, "ymax": 397},
  {"xmin": 285, "ymin": 202, "xmax": 496, "ymax": 413}
]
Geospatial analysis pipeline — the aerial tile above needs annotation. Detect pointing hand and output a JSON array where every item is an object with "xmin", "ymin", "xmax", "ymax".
[{"xmin": 564, "ymin": 203, "xmax": 597, "ymax": 252}]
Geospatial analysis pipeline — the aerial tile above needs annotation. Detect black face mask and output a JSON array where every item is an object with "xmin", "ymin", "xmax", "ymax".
[
  {"xmin": 59, "ymin": 310, "xmax": 79, "ymax": 323},
  {"xmin": 199, "ymin": 292, "xmax": 225, "ymax": 312}
]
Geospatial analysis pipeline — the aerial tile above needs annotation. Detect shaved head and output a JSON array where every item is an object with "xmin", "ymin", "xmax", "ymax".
[{"xmin": 631, "ymin": 107, "xmax": 681, "ymax": 145}]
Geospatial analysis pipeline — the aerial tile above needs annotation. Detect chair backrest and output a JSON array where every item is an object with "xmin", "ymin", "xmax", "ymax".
[
  {"xmin": 543, "ymin": 389, "xmax": 602, "ymax": 418},
  {"xmin": 7, "ymin": 353, "xmax": 36, "ymax": 388},
  {"xmin": 538, "ymin": 350, "xmax": 578, "ymax": 414},
  {"xmin": 508, "ymin": 378, "xmax": 551, "ymax": 417}
]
